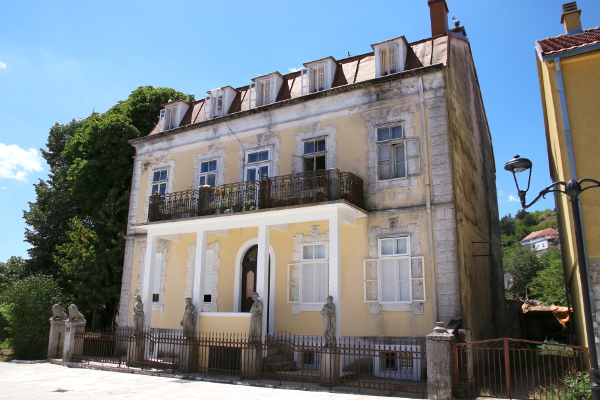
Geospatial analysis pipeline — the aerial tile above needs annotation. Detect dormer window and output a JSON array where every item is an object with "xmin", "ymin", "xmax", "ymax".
[
  {"xmin": 249, "ymin": 72, "xmax": 283, "ymax": 109},
  {"xmin": 379, "ymin": 43, "xmax": 399, "ymax": 76},
  {"xmin": 301, "ymin": 57, "xmax": 337, "ymax": 95},
  {"xmin": 157, "ymin": 101, "xmax": 189, "ymax": 133},
  {"xmin": 204, "ymin": 86, "xmax": 236, "ymax": 119},
  {"xmin": 372, "ymin": 37, "xmax": 408, "ymax": 78}
]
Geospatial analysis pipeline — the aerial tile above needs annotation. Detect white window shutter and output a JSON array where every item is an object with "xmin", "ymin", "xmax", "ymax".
[
  {"xmin": 249, "ymin": 83, "xmax": 256, "ymax": 109},
  {"xmin": 364, "ymin": 259, "xmax": 379, "ymax": 302},
  {"xmin": 300, "ymin": 68, "xmax": 309, "ymax": 96},
  {"xmin": 157, "ymin": 109, "xmax": 166, "ymax": 132},
  {"xmin": 287, "ymin": 263, "xmax": 300, "ymax": 303},
  {"xmin": 410, "ymin": 256, "xmax": 425, "ymax": 301},
  {"xmin": 203, "ymin": 96, "xmax": 211, "ymax": 120},
  {"xmin": 406, "ymin": 138, "xmax": 420, "ymax": 176}
]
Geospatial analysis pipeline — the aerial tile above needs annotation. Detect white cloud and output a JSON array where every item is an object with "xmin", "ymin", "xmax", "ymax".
[
  {"xmin": 287, "ymin": 67, "xmax": 301, "ymax": 73},
  {"xmin": 508, "ymin": 194, "xmax": 519, "ymax": 202},
  {"xmin": 0, "ymin": 143, "xmax": 44, "ymax": 182},
  {"xmin": 0, "ymin": 61, "xmax": 5, "ymax": 69}
]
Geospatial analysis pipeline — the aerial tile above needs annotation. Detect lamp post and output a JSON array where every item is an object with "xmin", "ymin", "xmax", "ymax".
[{"xmin": 504, "ymin": 155, "xmax": 600, "ymax": 399}]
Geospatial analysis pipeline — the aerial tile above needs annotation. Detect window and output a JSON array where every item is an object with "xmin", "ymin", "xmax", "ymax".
[
  {"xmin": 204, "ymin": 87, "xmax": 236, "ymax": 119},
  {"xmin": 379, "ymin": 44, "xmax": 399, "ymax": 76},
  {"xmin": 198, "ymin": 160, "xmax": 217, "ymax": 187},
  {"xmin": 245, "ymin": 149, "xmax": 270, "ymax": 181},
  {"xmin": 303, "ymin": 139, "xmax": 326, "ymax": 172},
  {"xmin": 168, "ymin": 108, "xmax": 178, "ymax": 130},
  {"xmin": 258, "ymin": 79, "xmax": 273, "ymax": 106},
  {"xmin": 301, "ymin": 58, "xmax": 336, "ymax": 95},
  {"xmin": 363, "ymin": 237, "xmax": 425, "ymax": 303},
  {"xmin": 374, "ymin": 346, "xmax": 423, "ymax": 380},
  {"xmin": 311, "ymin": 63, "xmax": 326, "ymax": 92},
  {"xmin": 152, "ymin": 170, "xmax": 168, "ymax": 195},
  {"xmin": 377, "ymin": 125, "xmax": 406, "ymax": 180},
  {"xmin": 288, "ymin": 243, "xmax": 328, "ymax": 303}
]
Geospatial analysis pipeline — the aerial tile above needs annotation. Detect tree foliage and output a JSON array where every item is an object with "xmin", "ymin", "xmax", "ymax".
[
  {"xmin": 20, "ymin": 86, "xmax": 194, "ymax": 325},
  {"xmin": 501, "ymin": 209, "xmax": 566, "ymax": 306},
  {"xmin": 0, "ymin": 275, "xmax": 63, "ymax": 359}
]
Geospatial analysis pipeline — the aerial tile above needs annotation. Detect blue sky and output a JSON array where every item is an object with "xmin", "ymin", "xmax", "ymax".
[{"xmin": 1, "ymin": 0, "xmax": 599, "ymax": 262}]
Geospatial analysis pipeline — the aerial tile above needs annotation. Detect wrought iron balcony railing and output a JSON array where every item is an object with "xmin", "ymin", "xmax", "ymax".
[{"xmin": 148, "ymin": 169, "xmax": 364, "ymax": 222}]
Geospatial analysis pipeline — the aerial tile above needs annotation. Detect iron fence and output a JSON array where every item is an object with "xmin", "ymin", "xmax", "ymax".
[
  {"xmin": 73, "ymin": 328, "xmax": 426, "ymax": 396},
  {"xmin": 148, "ymin": 169, "xmax": 364, "ymax": 222},
  {"xmin": 453, "ymin": 338, "xmax": 590, "ymax": 399}
]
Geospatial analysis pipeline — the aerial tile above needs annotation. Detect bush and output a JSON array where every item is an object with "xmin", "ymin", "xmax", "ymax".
[{"xmin": 0, "ymin": 275, "xmax": 63, "ymax": 359}]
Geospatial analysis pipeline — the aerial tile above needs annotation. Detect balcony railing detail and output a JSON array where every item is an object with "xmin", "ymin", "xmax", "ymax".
[{"xmin": 148, "ymin": 169, "xmax": 364, "ymax": 222}]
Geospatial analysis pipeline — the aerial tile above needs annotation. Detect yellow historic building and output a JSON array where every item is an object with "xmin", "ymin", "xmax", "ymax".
[
  {"xmin": 535, "ymin": 2, "xmax": 600, "ymax": 348},
  {"xmin": 117, "ymin": 0, "xmax": 503, "ymax": 344}
]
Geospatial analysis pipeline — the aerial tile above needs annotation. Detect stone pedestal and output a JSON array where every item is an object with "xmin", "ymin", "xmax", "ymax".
[
  {"xmin": 319, "ymin": 349, "xmax": 341, "ymax": 385},
  {"xmin": 426, "ymin": 322, "xmax": 456, "ymax": 400},
  {"xmin": 126, "ymin": 333, "xmax": 145, "ymax": 367},
  {"xmin": 47, "ymin": 319, "xmax": 66, "ymax": 359},
  {"xmin": 180, "ymin": 341, "xmax": 199, "ymax": 372},
  {"xmin": 242, "ymin": 344, "xmax": 262, "ymax": 376},
  {"xmin": 62, "ymin": 321, "xmax": 86, "ymax": 362}
]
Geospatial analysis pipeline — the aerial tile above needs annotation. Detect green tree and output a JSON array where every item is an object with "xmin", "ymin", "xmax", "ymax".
[
  {"xmin": 530, "ymin": 248, "xmax": 567, "ymax": 306},
  {"xmin": 0, "ymin": 275, "xmax": 63, "ymax": 359},
  {"xmin": 503, "ymin": 245, "xmax": 545, "ymax": 299}
]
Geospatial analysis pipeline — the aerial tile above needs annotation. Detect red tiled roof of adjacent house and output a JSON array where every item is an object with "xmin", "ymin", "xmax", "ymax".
[
  {"xmin": 521, "ymin": 228, "xmax": 559, "ymax": 243},
  {"xmin": 537, "ymin": 27, "xmax": 600, "ymax": 56}
]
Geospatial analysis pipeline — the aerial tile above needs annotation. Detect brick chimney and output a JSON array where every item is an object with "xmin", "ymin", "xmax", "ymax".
[
  {"xmin": 428, "ymin": 0, "xmax": 449, "ymax": 37},
  {"xmin": 561, "ymin": 2, "xmax": 583, "ymax": 35}
]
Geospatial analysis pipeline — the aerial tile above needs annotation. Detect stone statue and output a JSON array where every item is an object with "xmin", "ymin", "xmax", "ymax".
[
  {"xmin": 248, "ymin": 292, "xmax": 263, "ymax": 342},
  {"xmin": 321, "ymin": 296, "xmax": 336, "ymax": 347},
  {"xmin": 51, "ymin": 304, "xmax": 68, "ymax": 320},
  {"xmin": 180, "ymin": 297, "xmax": 196, "ymax": 339},
  {"xmin": 132, "ymin": 295, "xmax": 144, "ymax": 333},
  {"xmin": 67, "ymin": 304, "xmax": 86, "ymax": 322}
]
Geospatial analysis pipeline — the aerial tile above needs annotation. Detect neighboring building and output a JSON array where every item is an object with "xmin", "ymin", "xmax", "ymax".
[
  {"xmin": 521, "ymin": 228, "xmax": 559, "ymax": 254},
  {"xmin": 535, "ymin": 2, "xmax": 600, "ymax": 348},
  {"xmin": 117, "ymin": 0, "xmax": 504, "ymax": 347}
]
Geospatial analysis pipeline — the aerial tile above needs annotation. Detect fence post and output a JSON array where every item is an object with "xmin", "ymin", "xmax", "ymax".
[
  {"xmin": 62, "ymin": 320, "xmax": 86, "ymax": 362},
  {"xmin": 48, "ymin": 318, "xmax": 66, "ymax": 359},
  {"xmin": 327, "ymin": 169, "xmax": 340, "ymax": 201},
  {"xmin": 427, "ymin": 322, "xmax": 456, "ymax": 400}
]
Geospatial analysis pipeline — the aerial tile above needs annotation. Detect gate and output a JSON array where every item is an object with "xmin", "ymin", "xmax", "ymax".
[{"xmin": 453, "ymin": 338, "xmax": 590, "ymax": 399}]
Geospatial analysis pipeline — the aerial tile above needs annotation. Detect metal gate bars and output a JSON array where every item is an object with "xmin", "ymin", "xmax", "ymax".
[{"xmin": 453, "ymin": 338, "xmax": 590, "ymax": 399}]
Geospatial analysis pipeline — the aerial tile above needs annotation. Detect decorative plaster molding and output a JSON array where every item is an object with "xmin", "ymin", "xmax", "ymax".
[
  {"xmin": 293, "ymin": 123, "xmax": 337, "ymax": 173},
  {"xmin": 143, "ymin": 159, "xmax": 176, "ymax": 222},
  {"xmin": 136, "ymin": 240, "xmax": 169, "ymax": 313},
  {"xmin": 369, "ymin": 302, "xmax": 424, "ymax": 315},
  {"xmin": 237, "ymin": 134, "xmax": 280, "ymax": 182},
  {"xmin": 364, "ymin": 111, "xmax": 417, "ymax": 193},
  {"xmin": 292, "ymin": 225, "xmax": 329, "ymax": 261},
  {"xmin": 367, "ymin": 221, "xmax": 421, "ymax": 259},
  {"xmin": 193, "ymin": 147, "xmax": 226, "ymax": 188}
]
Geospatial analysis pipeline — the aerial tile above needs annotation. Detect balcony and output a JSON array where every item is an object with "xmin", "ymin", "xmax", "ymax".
[{"xmin": 148, "ymin": 169, "xmax": 364, "ymax": 222}]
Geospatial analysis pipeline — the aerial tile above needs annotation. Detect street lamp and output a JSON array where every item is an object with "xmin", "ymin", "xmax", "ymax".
[{"xmin": 504, "ymin": 155, "xmax": 600, "ymax": 399}]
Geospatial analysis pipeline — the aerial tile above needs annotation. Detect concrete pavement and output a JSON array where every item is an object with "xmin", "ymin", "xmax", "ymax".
[{"xmin": 0, "ymin": 361, "xmax": 425, "ymax": 399}]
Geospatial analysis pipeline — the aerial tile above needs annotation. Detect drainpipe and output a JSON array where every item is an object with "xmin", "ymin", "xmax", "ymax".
[
  {"xmin": 554, "ymin": 57, "xmax": 598, "ymax": 356},
  {"xmin": 419, "ymin": 77, "xmax": 438, "ymax": 326}
]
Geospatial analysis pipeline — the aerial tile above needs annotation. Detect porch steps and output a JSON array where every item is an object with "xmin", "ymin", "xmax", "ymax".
[{"xmin": 263, "ymin": 346, "xmax": 296, "ymax": 372}]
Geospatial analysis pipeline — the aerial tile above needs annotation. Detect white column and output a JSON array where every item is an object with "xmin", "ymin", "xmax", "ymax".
[
  {"xmin": 256, "ymin": 224, "xmax": 270, "ymax": 338},
  {"xmin": 192, "ymin": 230, "xmax": 208, "ymax": 321},
  {"xmin": 329, "ymin": 210, "xmax": 342, "ymax": 340},
  {"xmin": 142, "ymin": 233, "xmax": 158, "ymax": 328}
]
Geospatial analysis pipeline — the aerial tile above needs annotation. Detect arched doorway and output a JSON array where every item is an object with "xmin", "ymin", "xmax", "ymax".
[
  {"xmin": 239, "ymin": 245, "xmax": 271, "ymax": 317},
  {"xmin": 240, "ymin": 245, "xmax": 258, "ymax": 312}
]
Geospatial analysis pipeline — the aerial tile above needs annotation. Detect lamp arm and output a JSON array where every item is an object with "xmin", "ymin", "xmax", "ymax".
[
  {"xmin": 579, "ymin": 178, "xmax": 600, "ymax": 194},
  {"xmin": 520, "ymin": 181, "xmax": 567, "ymax": 209}
]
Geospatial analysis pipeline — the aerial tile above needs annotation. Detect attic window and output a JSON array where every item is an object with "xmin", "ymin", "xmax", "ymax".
[{"xmin": 379, "ymin": 44, "xmax": 399, "ymax": 76}]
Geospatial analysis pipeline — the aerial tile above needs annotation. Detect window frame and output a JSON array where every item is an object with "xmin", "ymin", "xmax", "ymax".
[
  {"xmin": 378, "ymin": 43, "xmax": 399, "ymax": 76},
  {"xmin": 288, "ymin": 242, "xmax": 329, "ymax": 304},
  {"xmin": 198, "ymin": 159, "xmax": 218, "ymax": 188},
  {"xmin": 376, "ymin": 124, "xmax": 407, "ymax": 181},
  {"xmin": 303, "ymin": 138, "xmax": 327, "ymax": 172},
  {"xmin": 245, "ymin": 148, "xmax": 271, "ymax": 181},
  {"xmin": 151, "ymin": 169, "xmax": 169, "ymax": 195}
]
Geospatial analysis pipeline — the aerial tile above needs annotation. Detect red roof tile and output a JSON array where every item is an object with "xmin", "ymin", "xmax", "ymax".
[
  {"xmin": 521, "ymin": 228, "xmax": 559, "ymax": 243},
  {"xmin": 537, "ymin": 27, "xmax": 600, "ymax": 56}
]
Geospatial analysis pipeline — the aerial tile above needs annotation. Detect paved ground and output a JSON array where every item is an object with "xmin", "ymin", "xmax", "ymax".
[{"xmin": 0, "ymin": 361, "xmax": 425, "ymax": 399}]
